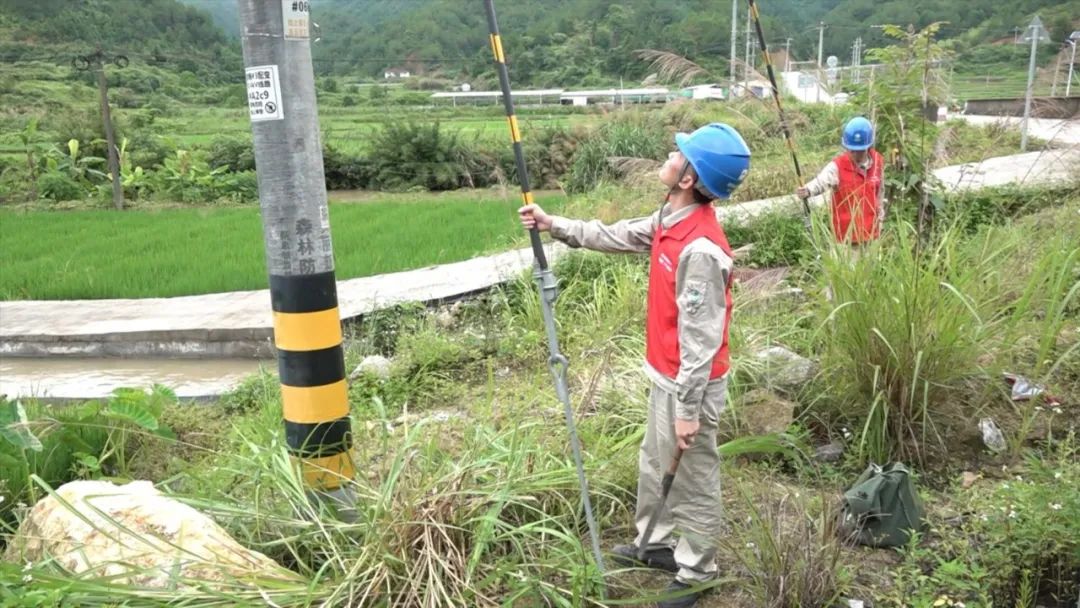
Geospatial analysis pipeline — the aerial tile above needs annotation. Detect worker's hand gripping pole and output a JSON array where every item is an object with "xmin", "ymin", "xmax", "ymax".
[
  {"xmin": 745, "ymin": 0, "xmax": 812, "ymax": 231},
  {"xmin": 482, "ymin": 0, "xmax": 607, "ymax": 585}
]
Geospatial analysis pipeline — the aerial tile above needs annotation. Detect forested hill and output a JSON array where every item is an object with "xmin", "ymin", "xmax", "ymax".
[
  {"xmin": 0, "ymin": 0, "xmax": 239, "ymax": 81},
  {"xmin": 4, "ymin": 0, "xmax": 1075, "ymax": 86}
]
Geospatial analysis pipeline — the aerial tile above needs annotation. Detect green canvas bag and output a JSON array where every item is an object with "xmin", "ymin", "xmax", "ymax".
[{"xmin": 839, "ymin": 462, "xmax": 924, "ymax": 548}]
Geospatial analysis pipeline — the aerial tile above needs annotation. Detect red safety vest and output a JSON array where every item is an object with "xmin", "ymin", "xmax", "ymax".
[
  {"xmin": 645, "ymin": 203, "xmax": 733, "ymax": 381},
  {"xmin": 831, "ymin": 149, "xmax": 884, "ymax": 243}
]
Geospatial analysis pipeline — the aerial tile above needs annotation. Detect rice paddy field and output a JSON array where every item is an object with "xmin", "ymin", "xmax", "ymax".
[{"xmin": 0, "ymin": 191, "xmax": 565, "ymax": 300}]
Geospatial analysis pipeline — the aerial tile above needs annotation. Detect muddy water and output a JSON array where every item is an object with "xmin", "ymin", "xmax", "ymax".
[{"xmin": 0, "ymin": 357, "xmax": 271, "ymax": 401}]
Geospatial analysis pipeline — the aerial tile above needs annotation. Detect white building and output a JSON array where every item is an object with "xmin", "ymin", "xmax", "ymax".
[
  {"xmin": 430, "ymin": 89, "xmax": 564, "ymax": 107},
  {"xmin": 383, "ymin": 68, "xmax": 412, "ymax": 79},
  {"xmin": 681, "ymin": 84, "xmax": 726, "ymax": 100},
  {"xmin": 558, "ymin": 87, "xmax": 670, "ymax": 106}
]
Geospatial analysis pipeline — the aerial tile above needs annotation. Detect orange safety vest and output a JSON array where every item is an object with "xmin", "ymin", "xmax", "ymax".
[
  {"xmin": 645, "ymin": 204, "xmax": 733, "ymax": 381},
  {"xmin": 831, "ymin": 149, "xmax": 884, "ymax": 243}
]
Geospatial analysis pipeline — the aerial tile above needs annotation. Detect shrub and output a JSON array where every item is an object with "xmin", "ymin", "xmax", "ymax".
[
  {"xmin": 966, "ymin": 449, "xmax": 1080, "ymax": 605},
  {"xmin": 38, "ymin": 171, "xmax": 84, "ymax": 201},
  {"xmin": 564, "ymin": 112, "xmax": 669, "ymax": 194},
  {"xmin": 0, "ymin": 398, "xmax": 109, "ymax": 523},
  {"xmin": 322, "ymin": 143, "xmax": 370, "ymax": 190},
  {"xmin": 724, "ymin": 212, "xmax": 813, "ymax": 267},
  {"xmin": 207, "ymin": 135, "xmax": 255, "ymax": 172},
  {"xmin": 367, "ymin": 121, "xmax": 488, "ymax": 191},
  {"xmin": 817, "ymin": 204, "xmax": 1079, "ymax": 467}
]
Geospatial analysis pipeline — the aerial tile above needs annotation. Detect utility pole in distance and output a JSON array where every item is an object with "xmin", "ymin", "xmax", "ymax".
[
  {"xmin": 730, "ymin": 0, "xmax": 739, "ymax": 91},
  {"xmin": 1020, "ymin": 15, "xmax": 1049, "ymax": 151},
  {"xmin": 817, "ymin": 22, "xmax": 825, "ymax": 68},
  {"xmin": 745, "ymin": 6, "xmax": 753, "ymax": 89},
  {"xmin": 237, "ymin": 0, "xmax": 357, "ymax": 519},
  {"xmin": 73, "ymin": 49, "xmax": 127, "ymax": 210}
]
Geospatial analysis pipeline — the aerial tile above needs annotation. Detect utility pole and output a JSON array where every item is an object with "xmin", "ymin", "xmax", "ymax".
[
  {"xmin": 817, "ymin": 22, "xmax": 825, "ymax": 68},
  {"xmin": 784, "ymin": 37, "xmax": 793, "ymax": 73},
  {"xmin": 73, "ymin": 49, "xmax": 127, "ymax": 210},
  {"xmin": 857, "ymin": 37, "xmax": 864, "ymax": 83},
  {"xmin": 1067, "ymin": 32, "xmax": 1080, "ymax": 97},
  {"xmin": 816, "ymin": 22, "xmax": 826, "ymax": 103},
  {"xmin": 237, "ymin": 0, "xmax": 356, "ymax": 519},
  {"xmin": 1020, "ymin": 15, "xmax": 1049, "ymax": 151},
  {"xmin": 745, "ymin": 6, "xmax": 753, "ymax": 90},
  {"xmin": 730, "ymin": 0, "xmax": 738, "ymax": 91},
  {"xmin": 1051, "ymin": 47, "xmax": 1062, "ymax": 97}
]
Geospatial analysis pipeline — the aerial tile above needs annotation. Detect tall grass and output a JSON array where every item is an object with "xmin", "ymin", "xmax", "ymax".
[
  {"xmin": 0, "ymin": 193, "xmax": 564, "ymax": 300},
  {"xmin": 816, "ymin": 201, "xmax": 1080, "ymax": 466}
]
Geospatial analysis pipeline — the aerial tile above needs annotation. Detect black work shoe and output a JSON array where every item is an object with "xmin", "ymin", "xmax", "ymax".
[
  {"xmin": 656, "ymin": 579, "xmax": 701, "ymax": 608},
  {"xmin": 610, "ymin": 544, "xmax": 679, "ymax": 573}
]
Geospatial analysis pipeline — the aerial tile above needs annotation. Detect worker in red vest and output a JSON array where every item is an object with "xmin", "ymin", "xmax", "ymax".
[
  {"xmin": 797, "ymin": 117, "xmax": 885, "ymax": 244},
  {"xmin": 519, "ymin": 123, "xmax": 751, "ymax": 608}
]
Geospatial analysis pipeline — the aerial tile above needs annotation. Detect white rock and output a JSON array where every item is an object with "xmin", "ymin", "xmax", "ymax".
[
  {"xmin": 350, "ymin": 355, "xmax": 393, "ymax": 380},
  {"xmin": 754, "ymin": 345, "xmax": 817, "ymax": 391},
  {"xmin": 4, "ymin": 480, "xmax": 300, "ymax": 589}
]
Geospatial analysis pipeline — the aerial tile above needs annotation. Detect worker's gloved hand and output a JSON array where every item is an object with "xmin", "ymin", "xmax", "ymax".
[
  {"xmin": 518, "ymin": 204, "xmax": 553, "ymax": 232},
  {"xmin": 796, "ymin": 186, "xmax": 810, "ymax": 199}
]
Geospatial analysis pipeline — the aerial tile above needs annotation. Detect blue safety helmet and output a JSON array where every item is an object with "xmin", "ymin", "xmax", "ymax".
[
  {"xmin": 842, "ymin": 117, "xmax": 874, "ymax": 151},
  {"xmin": 674, "ymin": 123, "xmax": 751, "ymax": 200}
]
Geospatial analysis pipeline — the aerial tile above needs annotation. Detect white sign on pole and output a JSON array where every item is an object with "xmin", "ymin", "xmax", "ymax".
[
  {"xmin": 1021, "ymin": 15, "xmax": 1050, "ymax": 43},
  {"xmin": 246, "ymin": 65, "xmax": 284, "ymax": 122},
  {"xmin": 283, "ymin": 0, "xmax": 310, "ymax": 40}
]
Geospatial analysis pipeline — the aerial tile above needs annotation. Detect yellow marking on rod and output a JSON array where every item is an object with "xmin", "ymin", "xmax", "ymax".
[
  {"xmin": 521, "ymin": 191, "xmax": 534, "ymax": 205},
  {"xmin": 298, "ymin": 451, "xmax": 356, "ymax": 490},
  {"xmin": 273, "ymin": 308, "xmax": 343, "ymax": 352},
  {"xmin": 750, "ymin": 3, "xmax": 760, "ymax": 19},
  {"xmin": 507, "ymin": 115, "xmax": 521, "ymax": 143},
  {"xmin": 490, "ymin": 34, "xmax": 505, "ymax": 63},
  {"xmin": 281, "ymin": 380, "xmax": 349, "ymax": 424}
]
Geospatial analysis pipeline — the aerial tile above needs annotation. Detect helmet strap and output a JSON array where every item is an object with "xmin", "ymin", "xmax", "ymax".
[{"xmin": 658, "ymin": 160, "xmax": 693, "ymax": 225}]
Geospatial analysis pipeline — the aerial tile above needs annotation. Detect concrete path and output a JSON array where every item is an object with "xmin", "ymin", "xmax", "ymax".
[
  {"xmin": 0, "ymin": 244, "xmax": 567, "ymax": 359},
  {"xmin": 2, "ymin": 145, "xmax": 1077, "ymax": 400},
  {"xmin": 955, "ymin": 115, "xmax": 1080, "ymax": 146}
]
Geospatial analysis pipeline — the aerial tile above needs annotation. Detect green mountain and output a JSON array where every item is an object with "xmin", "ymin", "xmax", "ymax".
[
  {"xmin": 0, "ymin": 0, "xmax": 240, "ymax": 81},
  {"xmin": 3, "ymin": 0, "xmax": 1076, "ymax": 88}
]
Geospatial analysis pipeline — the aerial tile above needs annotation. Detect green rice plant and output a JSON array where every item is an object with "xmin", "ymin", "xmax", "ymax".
[{"xmin": 0, "ymin": 192, "xmax": 565, "ymax": 300}]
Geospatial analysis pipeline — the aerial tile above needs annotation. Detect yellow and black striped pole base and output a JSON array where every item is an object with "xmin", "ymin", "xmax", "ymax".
[{"xmin": 270, "ymin": 271, "xmax": 355, "ymax": 491}]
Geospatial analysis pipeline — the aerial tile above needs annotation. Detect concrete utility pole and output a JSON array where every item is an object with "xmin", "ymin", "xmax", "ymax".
[
  {"xmin": 1051, "ymin": 48, "xmax": 1062, "ymax": 97},
  {"xmin": 1067, "ymin": 32, "xmax": 1080, "ymax": 97},
  {"xmin": 73, "ymin": 49, "xmax": 126, "ymax": 210},
  {"xmin": 730, "ymin": 0, "xmax": 739, "ymax": 90},
  {"xmin": 817, "ymin": 21, "xmax": 825, "ymax": 68},
  {"xmin": 1020, "ymin": 15, "xmax": 1049, "ymax": 151},
  {"xmin": 784, "ymin": 37, "xmax": 793, "ymax": 73},
  {"xmin": 852, "ymin": 36, "xmax": 863, "ymax": 84},
  {"xmin": 745, "ymin": 6, "xmax": 753, "ymax": 88},
  {"xmin": 237, "ymin": 0, "xmax": 356, "ymax": 518}
]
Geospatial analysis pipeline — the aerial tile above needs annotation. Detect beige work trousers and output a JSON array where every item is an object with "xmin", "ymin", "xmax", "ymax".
[{"xmin": 633, "ymin": 379, "xmax": 726, "ymax": 584}]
